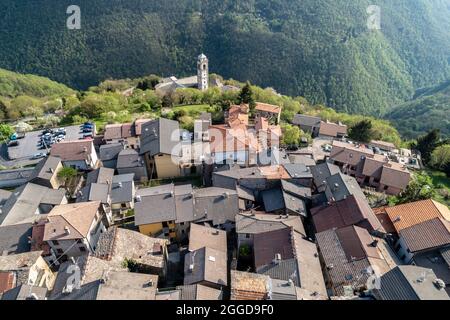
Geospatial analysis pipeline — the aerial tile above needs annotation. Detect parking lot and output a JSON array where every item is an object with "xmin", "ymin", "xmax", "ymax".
[
  {"xmin": 6, "ymin": 125, "xmax": 88, "ymax": 161},
  {"xmin": 312, "ymin": 137, "xmax": 333, "ymax": 161}
]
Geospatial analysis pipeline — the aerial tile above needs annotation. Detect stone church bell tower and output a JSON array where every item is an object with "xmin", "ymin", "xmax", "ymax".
[{"xmin": 197, "ymin": 53, "xmax": 209, "ymax": 91}]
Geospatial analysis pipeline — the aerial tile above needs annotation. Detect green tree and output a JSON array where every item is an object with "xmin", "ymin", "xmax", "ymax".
[
  {"xmin": 58, "ymin": 166, "xmax": 77, "ymax": 184},
  {"xmin": 162, "ymin": 94, "xmax": 173, "ymax": 109},
  {"xmin": 430, "ymin": 144, "xmax": 450, "ymax": 170},
  {"xmin": 238, "ymin": 81, "xmax": 255, "ymax": 112},
  {"xmin": 0, "ymin": 124, "xmax": 14, "ymax": 141},
  {"xmin": 414, "ymin": 129, "xmax": 441, "ymax": 165},
  {"xmin": 348, "ymin": 119, "xmax": 373, "ymax": 143},
  {"xmin": 391, "ymin": 172, "xmax": 436, "ymax": 205},
  {"xmin": 281, "ymin": 124, "xmax": 301, "ymax": 146}
]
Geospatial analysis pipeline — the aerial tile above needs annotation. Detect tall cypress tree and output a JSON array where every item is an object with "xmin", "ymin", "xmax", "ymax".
[{"xmin": 414, "ymin": 129, "xmax": 441, "ymax": 165}]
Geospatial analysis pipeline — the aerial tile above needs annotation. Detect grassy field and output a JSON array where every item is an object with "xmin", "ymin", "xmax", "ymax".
[
  {"xmin": 172, "ymin": 104, "xmax": 211, "ymax": 115},
  {"xmin": 427, "ymin": 170, "xmax": 450, "ymax": 206}
]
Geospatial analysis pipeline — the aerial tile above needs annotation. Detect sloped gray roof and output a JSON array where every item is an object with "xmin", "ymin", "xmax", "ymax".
[
  {"xmin": 193, "ymin": 188, "xmax": 239, "ymax": 225},
  {"xmin": 110, "ymin": 174, "xmax": 134, "ymax": 204},
  {"xmin": 372, "ymin": 265, "xmax": 450, "ymax": 300},
  {"xmin": 76, "ymin": 184, "xmax": 108, "ymax": 204},
  {"xmin": 236, "ymin": 212, "xmax": 305, "ymax": 236},
  {"xmin": 0, "ymin": 168, "xmax": 34, "ymax": 187},
  {"xmin": 0, "ymin": 189, "xmax": 12, "ymax": 206},
  {"xmin": 51, "ymin": 280, "xmax": 101, "ymax": 300},
  {"xmin": 270, "ymin": 278, "xmax": 298, "ymax": 300},
  {"xmin": 261, "ymin": 188, "xmax": 285, "ymax": 213},
  {"xmin": 0, "ymin": 223, "xmax": 32, "ymax": 255},
  {"xmin": 311, "ymin": 162, "xmax": 341, "ymax": 190},
  {"xmin": 282, "ymin": 191, "xmax": 307, "ymax": 217},
  {"xmin": 117, "ymin": 149, "xmax": 145, "ymax": 169},
  {"xmin": 184, "ymin": 247, "xmax": 227, "ymax": 287},
  {"xmin": 281, "ymin": 180, "xmax": 311, "ymax": 200},
  {"xmin": 31, "ymin": 156, "xmax": 61, "ymax": 182},
  {"xmin": 176, "ymin": 284, "xmax": 223, "ymax": 300},
  {"xmin": 292, "ymin": 114, "xmax": 321, "ymax": 127},
  {"xmin": 283, "ymin": 164, "xmax": 313, "ymax": 179},
  {"xmin": 325, "ymin": 172, "xmax": 365, "ymax": 202},
  {"xmin": 174, "ymin": 185, "xmax": 194, "ymax": 223},
  {"xmin": 99, "ymin": 143, "xmax": 125, "ymax": 161},
  {"xmin": 140, "ymin": 118, "xmax": 180, "ymax": 157},
  {"xmin": 441, "ymin": 247, "xmax": 450, "ymax": 267},
  {"xmin": 134, "ymin": 184, "xmax": 177, "ymax": 225},
  {"xmin": 257, "ymin": 258, "xmax": 300, "ymax": 287},
  {"xmin": 86, "ymin": 167, "xmax": 114, "ymax": 185},
  {"xmin": 1, "ymin": 285, "xmax": 47, "ymax": 300},
  {"xmin": 288, "ymin": 155, "xmax": 316, "ymax": 167},
  {"xmin": 0, "ymin": 183, "xmax": 65, "ymax": 226}
]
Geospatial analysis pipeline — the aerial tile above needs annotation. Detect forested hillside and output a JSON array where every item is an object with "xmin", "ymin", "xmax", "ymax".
[
  {"xmin": 0, "ymin": 68, "xmax": 75, "ymax": 121},
  {"xmin": 386, "ymin": 80, "xmax": 450, "ymax": 139},
  {"xmin": 0, "ymin": 0, "xmax": 449, "ymax": 117}
]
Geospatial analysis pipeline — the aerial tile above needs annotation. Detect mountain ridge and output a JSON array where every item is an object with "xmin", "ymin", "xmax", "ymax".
[{"xmin": 0, "ymin": 0, "xmax": 449, "ymax": 117}]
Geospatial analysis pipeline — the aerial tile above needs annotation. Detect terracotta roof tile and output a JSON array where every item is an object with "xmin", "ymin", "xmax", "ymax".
[
  {"xmin": 44, "ymin": 201, "xmax": 101, "ymax": 241},
  {"xmin": 50, "ymin": 140, "xmax": 94, "ymax": 161},
  {"xmin": 385, "ymin": 199, "xmax": 450, "ymax": 233},
  {"xmin": 255, "ymin": 102, "xmax": 281, "ymax": 114}
]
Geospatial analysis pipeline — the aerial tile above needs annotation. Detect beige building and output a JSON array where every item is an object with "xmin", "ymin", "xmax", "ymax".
[
  {"xmin": 330, "ymin": 141, "xmax": 410, "ymax": 195},
  {"xmin": 139, "ymin": 118, "xmax": 182, "ymax": 179},
  {"xmin": 0, "ymin": 251, "xmax": 56, "ymax": 291},
  {"xmin": 30, "ymin": 156, "xmax": 64, "ymax": 189}
]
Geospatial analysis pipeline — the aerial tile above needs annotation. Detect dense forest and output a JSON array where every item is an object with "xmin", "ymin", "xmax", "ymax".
[
  {"xmin": 386, "ymin": 80, "xmax": 450, "ymax": 139},
  {"xmin": 0, "ymin": 0, "xmax": 449, "ymax": 119}
]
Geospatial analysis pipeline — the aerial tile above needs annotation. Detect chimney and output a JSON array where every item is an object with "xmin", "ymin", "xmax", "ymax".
[
  {"xmin": 64, "ymin": 226, "xmax": 71, "ymax": 235},
  {"xmin": 273, "ymin": 253, "xmax": 282, "ymax": 264},
  {"xmin": 369, "ymin": 240, "xmax": 379, "ymax": 248}
]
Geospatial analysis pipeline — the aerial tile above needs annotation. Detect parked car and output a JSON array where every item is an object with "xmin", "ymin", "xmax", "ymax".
[
  {"xmin": 42, "ymin": 128, "xmax": 54, "ymax": 135},
  {"xmin": 322, "ymin": 144, "xmax": 332, "ymax": 152},
  {"xmin": 82, "ymin": 127, "xmax": 93, "ymax": 133},
  {"xmin": 31, "ymin": 153, "xmax": 47, "ymax": 160},
  {"xmin": 8, "ymin": 140, "xmax": 19, "ymax": 147},
  {"xmin": 81, "ymin": 132, "xmax": 93, "ymax": 139}
]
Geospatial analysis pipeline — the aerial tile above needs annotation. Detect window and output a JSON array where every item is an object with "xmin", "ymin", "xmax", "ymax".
[
  {"xmin": 57, "ymin": 249, "xmax": 63, "ymax": 254},
  {"xmin": 79, "ymin": 247, "xmax": 86, "ymax": 252},
  {"xmin": 246, "ymin": 234, "xmax": 250, "ymax": 239},
  {"xmin": 181, "ymin": 230, "xmax": 185, "ymax": 234},
  {"xmin": 76, "ymin": 239, "xmax": 83, "ymax": 244},
  {"xmin": 121, "ymin": 203, "xmax": 127, "ymax": 208},
  {"xmin": 162, "ymin": 221, "xmax": 169, "ymax": 228},
  {"xmin": 180, "ymin": 222, "xmax": 185, "ymax": 226},
  {"xmin": 52, "ymin": 240, "xmax": 59, "ymax": 246}
]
